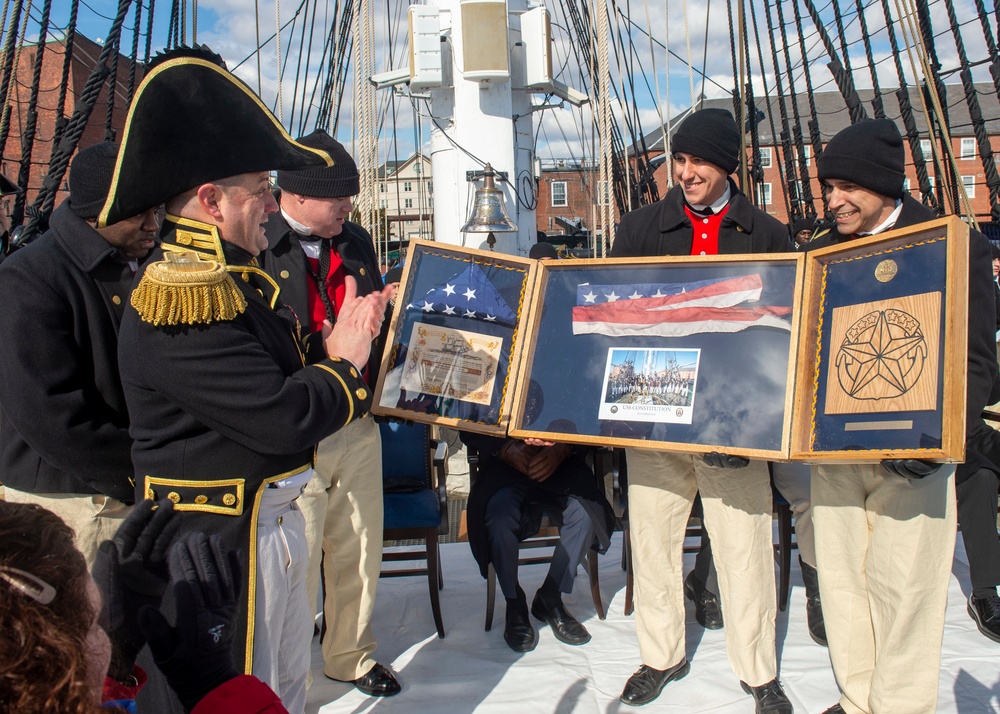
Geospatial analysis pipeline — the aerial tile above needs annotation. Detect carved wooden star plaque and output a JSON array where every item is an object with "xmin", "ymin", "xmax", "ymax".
[{"xmin": 824, "ymin": 291, "xmax": 941, "ymax": 415}]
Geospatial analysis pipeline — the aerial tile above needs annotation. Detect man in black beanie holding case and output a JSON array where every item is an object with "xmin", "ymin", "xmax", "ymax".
[
  {"xmin": 809, "ymin": 118, "xmax": 997, "ymax": 714},
  {"xmin": 610, "ymin": 108, "xmax": 793, "ymax": 713}
]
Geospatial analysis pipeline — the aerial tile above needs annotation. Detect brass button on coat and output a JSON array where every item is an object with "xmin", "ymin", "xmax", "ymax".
[{"xmin": 167, "ymin": 492, "xmax": 181, "ymax": 503}]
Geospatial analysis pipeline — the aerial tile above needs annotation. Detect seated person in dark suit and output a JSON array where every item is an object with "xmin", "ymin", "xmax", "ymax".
[{"xmin": 461, "ymin": 430, "xmax": 614, "ymax": 653}]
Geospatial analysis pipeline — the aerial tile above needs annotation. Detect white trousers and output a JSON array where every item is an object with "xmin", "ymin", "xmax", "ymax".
[
  {"xmin": 627, "ymin": 449, "xmax": 777, "ymax": 686},
  {"xmin": 252, "ymin": 480, "xmax": 312, "ymax": 714},
  {"xmin": 812, "ymin": 464, "xmax": 957, "ymax": 714},
  {"xmin": 298, "ymin": 416, "xmax": 383, "ymax": 680}
]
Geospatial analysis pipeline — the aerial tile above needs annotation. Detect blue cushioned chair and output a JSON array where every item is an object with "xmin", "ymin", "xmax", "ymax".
[{"xmin": 379, "ymin": 420, "xmax": 449, "ymax": 638}]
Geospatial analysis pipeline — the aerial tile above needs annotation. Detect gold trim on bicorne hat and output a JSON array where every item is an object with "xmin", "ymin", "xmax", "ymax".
[
  {"xmin": 96, "ymin": 51, "xmax": 333, "ymax": 228},
  {"xmin": 130, "ymin": 250, "xmax": 247, "ymax": 326}
]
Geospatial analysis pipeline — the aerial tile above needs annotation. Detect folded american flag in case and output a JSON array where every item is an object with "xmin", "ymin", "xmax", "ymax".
[{"xmin": 571, "ymin": 273, "xmax": 792, "ymax": 337}]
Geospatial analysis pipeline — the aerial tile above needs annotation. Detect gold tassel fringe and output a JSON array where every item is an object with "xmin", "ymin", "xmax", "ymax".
[{"xmin": 131, "ymin": 256, "xmax": 247, "ymax": 326}]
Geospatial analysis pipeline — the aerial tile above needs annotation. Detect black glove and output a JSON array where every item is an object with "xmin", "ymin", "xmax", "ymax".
[
  {"xmin": 92, "ymin": 499, "xmax": 179, "ymax": 681},
  {"xmin": 881, "ymin": 459, "xmax": 943, "ymax": 480},
  {"xmin": 139, "ymin": 533, "xmax": 243, "ymax": 712},
  {"xmin": 703, "ymin": 451, "xmax": 750, "ymax": 469}
]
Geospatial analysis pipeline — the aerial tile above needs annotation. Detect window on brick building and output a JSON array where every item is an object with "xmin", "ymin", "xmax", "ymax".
[
  {"xmin": 756, "ymin": 183, "xmax": 772, "ymax": 206},
  {"xmin": 961, "ymin": 138, "xmax": 976, "ymax": 159},
  {"xmin": 552, "ymin": 181, "xmax": 568, "ymax": 207},
  {"xmin": 759, "ymin": 147, "xmax": 772, "ymax": 168},
  {"xmin": 961, "ymin": 175, "xmax": 976, "ymax": 197},
  {"xmin": 920, "ymin": 139, "xmax": 932, "ymax": 160}
]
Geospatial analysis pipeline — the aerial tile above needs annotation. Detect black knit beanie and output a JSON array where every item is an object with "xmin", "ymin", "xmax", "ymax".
[
  {"xmin": 671, "ymin": 108, "xmax": 741, "ymax": 175},
  {"xmin": 817, "ymin": 119, "xmax": 905, "ymax": 199},
  {"xmin": 69, "ymin": 142, "xmax": 119, "ymax": 219},
  {"xmin": 276, "ymin": 129, "xmax": 359, "ymax": 198}
]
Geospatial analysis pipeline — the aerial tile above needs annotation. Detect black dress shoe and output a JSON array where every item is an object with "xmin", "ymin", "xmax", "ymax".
[
  {"xmin": 740, "ymin": 679, "xmax": 793, "ymax": 714},
  {"xmin": 531, "ymin": 591, "xmax": 591, "ymax": 645},
  {"xmin": 351, "ymin": 663, "xmax": 401, "ymax": 697},
  {"xmin": 619, "ymin": 660, "xmax": 691, "ymax": 706},
  {"xmin": 822, "ymin": 706, "xmax": 846, "ymax": 714},
  {"xmin": 800, "ymin": 559, "xmax": 828, "ymax": 646},
  {"xmin": 684, "ymin": 571, "xmax": 723, "ymax": 629},
  {"xmin": 504, "ymin": 600, "xmax": 538, "ymax": 652},
  {"xmin": 968, "ymin": 593, "xmax": 1000, "ymax": 643}
]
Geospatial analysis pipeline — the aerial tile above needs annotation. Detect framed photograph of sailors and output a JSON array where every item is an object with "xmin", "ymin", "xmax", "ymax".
[
  {"xmin": 372, "ymin": 240, "xmax": 536, "ymax": 435},
  {"xmin": 508, "ymin": 254, "xmax": 804, "ymax": 459},
  {"xmin": 790, "ymin": 216, "xmax": 969, "ymax": 462}
]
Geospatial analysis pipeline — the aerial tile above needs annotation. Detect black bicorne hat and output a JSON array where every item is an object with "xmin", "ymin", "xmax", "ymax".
[
  {"xmin": 97, "ymin": 48, "xmax": 333, "ymax": 227},
  {"xmin": 0, "ymin": 173, "xmax": 21, "ymax": 196}
]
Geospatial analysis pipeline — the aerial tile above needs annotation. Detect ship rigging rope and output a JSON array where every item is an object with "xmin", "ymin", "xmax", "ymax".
[
  {"xmin": 662, "ymin": 0, "xmax": 672, "ymax": 189},
  {"xmin": 51, "ymin": 0, "xmax": 79, "ymax": 149},
  {"xmin": 746, "ymin": 0, "xmax": 791, "ymax": 219},
  {"xmin": 275, "ymin": 0, "xmax": 283, "ymax": 122},
  {"xmin": 681, "ymin": 0, "xmax": 695, "ymax": 110},
  {"xmin": 853, "ymin": 0, "xmax": 886, "ymax": 118},
  {"xmin": 895, "ymin": 0, "xmax": 976, "ymax": 223},
  {"xmin": 595, "ymin": 0, "xmax": 613, "ymax": 251},
  {"xmin": 941, "ymin": 0, "xmax": 1000, "ymax": 219},
  {"xmin": 126, "ymin": 0, "xmax": 141, "ymax": 105},
  {"xmin": 254, "ymin": 0, "xmax": 262, "ymax": 95},
  {"xmin": 0, "ymin": 1, "xmax": 29, "ymax": 161},
  {"xmin": 762, "ymin": 0, "xmax": 798, "ymax": 220},
  {"xmin": 13, "ymin": 0, "xmax": 52, "ymax": 227},
  {"xmin": 640, "ymin": 0, "xmax": 666, "ymax": 182},
  {"xmin": 19, "ymin": 0, "xmax": 133, "ymax": 245},
  {"xmin": 790, "ymin": 0, "xmax": 824, "ymax": 176},
  {"xmin": 775, "ymin": 0, "xmax": 816, "ymax": 217}
]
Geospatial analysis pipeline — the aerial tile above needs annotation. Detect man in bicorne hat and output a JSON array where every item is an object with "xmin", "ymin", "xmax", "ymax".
[
  {"xmin": 610, "ymin": 108, "xmax": 793, "ymax": 713},
  {"xmin": 810, "ymin": 118, "xmax": 996, "ymax": 714},
  {"xmin": 101, "ymin": 49, "xmax": 392, "ymax": 714}
]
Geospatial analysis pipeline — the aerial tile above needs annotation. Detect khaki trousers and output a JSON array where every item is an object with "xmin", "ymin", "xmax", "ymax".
[
  {"xmin": 3, "ymin": 488, "xmax": 132, "ymax": 569},
  {"xmin": 627, "ymin": 449, "xmax": 777, "ymax": 686},
  {"xmin": 771, "ymin": 461, "xmax": 816, "ymax": 566},
  {"xmin": 299, "ymin": 416, "xmax": 383, "ymax": 680},
  {"xmin": 812, "ymin": 464, "xmax": 957, "ymax": 714}
]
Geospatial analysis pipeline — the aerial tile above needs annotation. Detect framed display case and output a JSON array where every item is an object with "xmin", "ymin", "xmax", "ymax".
[
  {"xmin": 373, "ymin": 240, "xmax": 537, "ymax": 435},
  {"xmin": 507, "ymin": 254, "xmax": 804, "ymax": 459},
  {"xmin": 790, "ymin": 216, "xmax": 969, "ymax": 462}
]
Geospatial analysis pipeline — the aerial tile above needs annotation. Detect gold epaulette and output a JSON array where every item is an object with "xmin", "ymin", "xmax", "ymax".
[{"xmin": 131, "ymin": 251, "xmax": 247, "ymax": 326}]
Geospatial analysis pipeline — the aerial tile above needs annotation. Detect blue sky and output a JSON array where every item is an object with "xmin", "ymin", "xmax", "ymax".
[{"xmin": 22, "ymin": 0, "xmax": 998, "ymax": 168}]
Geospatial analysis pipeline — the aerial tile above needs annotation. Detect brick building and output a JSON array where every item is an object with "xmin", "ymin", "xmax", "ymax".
[
  {"xmin": 538, "ymin": 84, "xmax": 1000, "ymax": 245},
  {"xmin": 0, "ymin": 34, "xmax": 139, "ymax": 210},
  {"xmin": 635, "ymin": 84, "xmax": 1000, "ymax": 229}
]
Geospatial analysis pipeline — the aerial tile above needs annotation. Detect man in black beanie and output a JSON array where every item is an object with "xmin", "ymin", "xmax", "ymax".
[
  {"xmin": 0, "ymin": 141, "xmax": 158, "ymax": 567},
  {"xmin": 610, "ymin": 108, "xmax": 793, "ymax": 713},
  {"xmin": 810, "ymin": 118, "xmax": 998, "ymax": 713},
  {"xmin": 259, "ymin": 130, "xmax": 400, "ymax": 698}
]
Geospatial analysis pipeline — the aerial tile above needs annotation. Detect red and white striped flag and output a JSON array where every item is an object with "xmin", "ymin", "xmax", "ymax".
[{"xmin": 571, "ymin": 273, "xmax": 792, "ymax": 337}]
